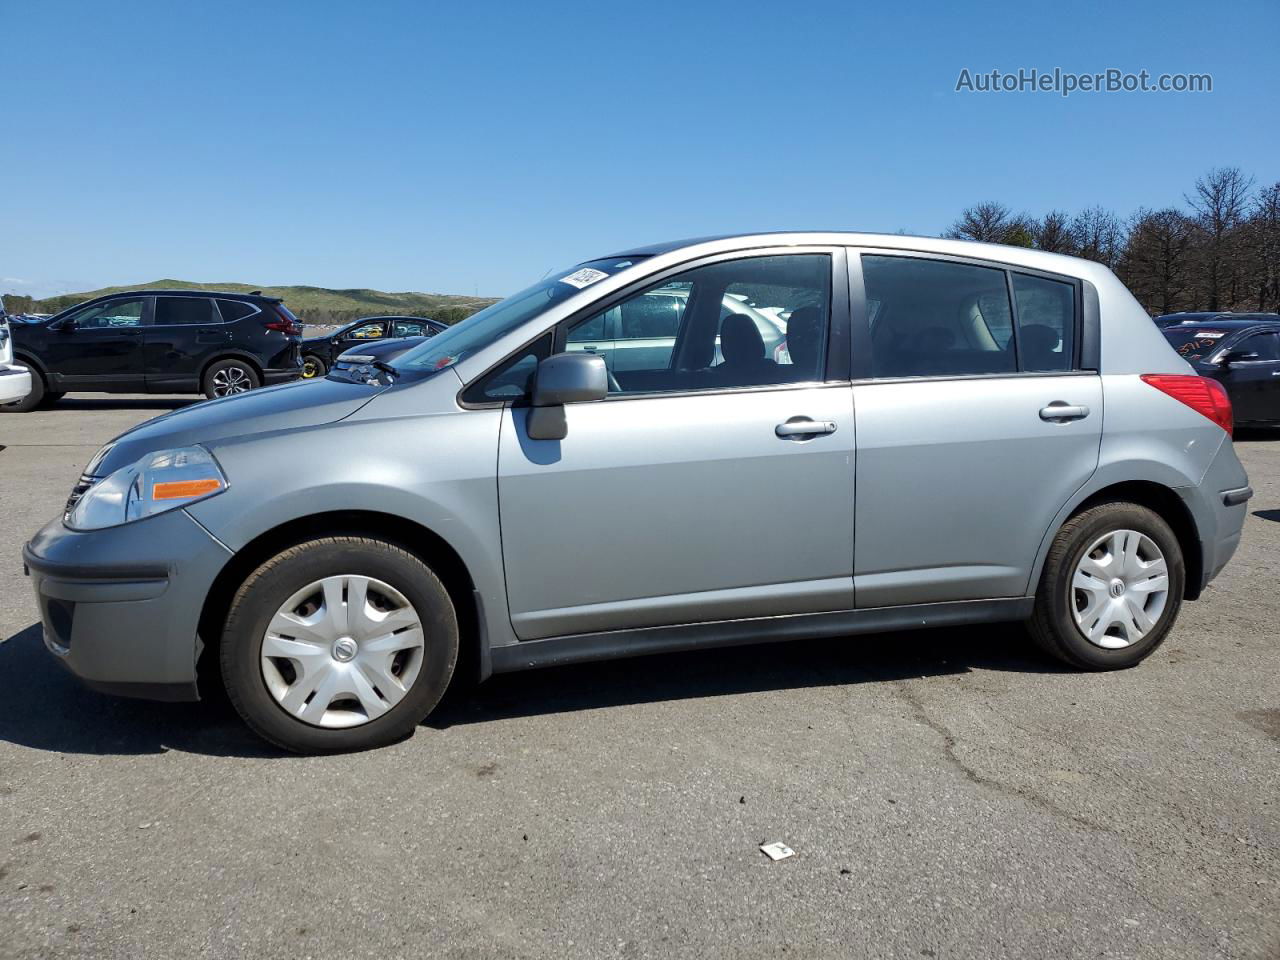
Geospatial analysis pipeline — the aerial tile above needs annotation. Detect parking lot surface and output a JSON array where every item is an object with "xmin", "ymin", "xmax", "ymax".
[{"xmin": 1, "ymin": 395, "xmax": 1277, "ymax": 960}]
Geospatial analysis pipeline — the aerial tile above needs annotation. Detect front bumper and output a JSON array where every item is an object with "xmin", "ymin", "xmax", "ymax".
[
  {"xmin": 0, "ymin": 364, "xmax": 32, "ymax": 404},
  {"xmin": 23, "ymin": 508, "xmax": 234, "ymax": 701}
]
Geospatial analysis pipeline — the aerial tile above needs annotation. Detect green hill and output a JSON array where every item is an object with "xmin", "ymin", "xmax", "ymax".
[{"xmin": 8, "ymin": 280, "xmax": 498, "ymax": 326}]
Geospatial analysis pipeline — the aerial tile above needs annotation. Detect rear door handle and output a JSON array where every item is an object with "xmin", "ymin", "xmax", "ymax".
[
  {"xmin": 776, "ymin": 418, "xmax": 837, "ymax": 439},
  {"xmin": 1039, "ymin": 402, "xmax": 1090, "ymax": 422}
]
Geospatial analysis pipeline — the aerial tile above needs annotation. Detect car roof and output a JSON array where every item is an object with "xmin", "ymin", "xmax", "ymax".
[
  {"xmin": 598, "ymin": 231, "xmax": 1122, "ymax": 281},
  {"xmin": 88, "ymin": 289, "xmax": 281, "ymax": 303},
  {"xmin": 1162, "ymin": 318, "xmax": 1280, "ymax": 330}
]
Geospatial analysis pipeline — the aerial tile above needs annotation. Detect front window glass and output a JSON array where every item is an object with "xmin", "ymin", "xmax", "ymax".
[
  {"xmin": 347, "ymin": 322, "xmax": 384, "ymax": 340},
  {"xmin": 66, "ymin": 298, "xmax": 147, "ymax": 329},
  {"xmin": 398, "ymin": 257, "xmax": 646, "ymax": 373},
  {"xmin": 1238, "ymin": 331, "xmax": 1280, "ymax": 361},
  {"xmin": 564, "ymin": 254, "xmax": 830, "ymax": 393}
]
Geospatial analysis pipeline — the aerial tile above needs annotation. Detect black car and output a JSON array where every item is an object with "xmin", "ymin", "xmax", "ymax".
[
  {"xmin": 300, "ymin": 315, "xmax": 446, "ymax": 378},
  {"xmin": 1153, "ymin": 311, "xmax": 1280, "ymax": 328},
  {"xmin": 4, "ymin": 290, "xmax": 304, "ymax": 413},
  {"xmin": 330, "ymin": 333, "xmax": 430, "ymax": 373},
  {"xmin": 1161, "ymin": 316, "xmax": 1280, "ymax": 425}
]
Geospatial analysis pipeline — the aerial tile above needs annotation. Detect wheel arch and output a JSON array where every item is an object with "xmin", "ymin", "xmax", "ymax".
[
  {"xmin": 12, "ymin": 351, "xmax": 49, "ymax": 382},
  {"xmin": 1032, "ymin": 479, "xmax": 1204, "ymax": 602},
  {"xmin": 196, "ymin": 509, "xmax": 482, "ymax": 698},
  {"xmin": 199, "ymin": 351, "xmax": 265, "ymax": 385}
]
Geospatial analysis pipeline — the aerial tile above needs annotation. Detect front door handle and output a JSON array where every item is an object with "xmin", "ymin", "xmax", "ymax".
[
  {"xmin": 776, "ymin": 418, "xmax": 837, "ymax": 439},
  {"xmin": 1039, "ymin": 402, "xmax": 1090, "ymax": 422}
]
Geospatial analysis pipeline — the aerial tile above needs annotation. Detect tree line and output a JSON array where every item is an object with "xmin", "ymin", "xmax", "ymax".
[{"xmin": 943, "ymin": 167, "xmax": 1280, "ymax": 316}]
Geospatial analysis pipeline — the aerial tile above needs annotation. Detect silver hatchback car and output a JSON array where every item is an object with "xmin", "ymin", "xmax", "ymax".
[{"xmin": 24, "ymin": 234, "xmax": 1252, "ymax": 753}]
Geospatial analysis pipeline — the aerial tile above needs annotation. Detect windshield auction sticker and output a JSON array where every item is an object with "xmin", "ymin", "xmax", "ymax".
[{"xmin": 559, "ymin": 268, "xmax": 609, "ymax": 289}]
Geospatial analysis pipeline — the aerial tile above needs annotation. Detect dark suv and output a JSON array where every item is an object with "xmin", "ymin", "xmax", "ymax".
[
  {"xmin": 301, "ymin": 315, "xmax": 445, "ymax": 378},
  {"xmin": 4, "ymin": 290, "xmax": 303, "ymax": 412}
]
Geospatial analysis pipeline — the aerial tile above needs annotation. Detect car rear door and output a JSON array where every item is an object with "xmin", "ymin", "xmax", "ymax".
[
  {"xmin": 145, "ymin": 295, "xmax": 224, "ymax": 391},
  {"xmin": 496, "ymin": 249, "xmax": 855, "ymax": 640},
  {"xmin": 849, "ymin": 250, "xmax": 1102, "ymax": 607}
]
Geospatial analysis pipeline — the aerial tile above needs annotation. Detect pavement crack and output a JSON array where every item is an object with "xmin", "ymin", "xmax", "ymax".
[{"xmin": 891, "ymin": 679, "xmax": 1114, "ymax": 835}]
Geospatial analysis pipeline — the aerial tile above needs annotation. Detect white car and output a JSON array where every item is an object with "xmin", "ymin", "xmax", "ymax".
[{"xmin": 0, "ymin": 313, "xmax": 34, "ymax": 406}]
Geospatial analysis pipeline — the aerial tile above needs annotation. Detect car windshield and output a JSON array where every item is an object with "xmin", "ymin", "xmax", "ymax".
[
  {"xmin": 395, "ymin": 257, "xmax": 646, "ymax": 373},
  {"xmin": 1163, "ymin": 327, "xmax": 1231, "ymax": 364}
]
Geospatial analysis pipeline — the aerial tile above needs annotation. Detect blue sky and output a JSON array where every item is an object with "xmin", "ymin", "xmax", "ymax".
[{"xmin": 2, "ymin": 0, "xmax": 1277, "ymax": 298}]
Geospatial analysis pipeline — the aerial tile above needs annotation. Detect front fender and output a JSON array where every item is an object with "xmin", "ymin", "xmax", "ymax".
[{"xmin": 185, "ymin": 407, "xmax": 515, "ymax": 647}]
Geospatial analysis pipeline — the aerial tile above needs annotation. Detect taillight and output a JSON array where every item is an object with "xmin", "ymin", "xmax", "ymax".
[
  {"xmin": 264, "ymin": 305, "xmax": 301, "ymax": 336},
  {"xmin": 1140, "ymin": 374, "xmax": 1233, "ymax": 436}
]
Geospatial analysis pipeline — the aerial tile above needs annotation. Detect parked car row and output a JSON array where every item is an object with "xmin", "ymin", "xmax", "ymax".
[
  {"xmin": 1156, "ymin": 313, "xmax": 1280, "ymax": 426},
  {"xmin": 0, "ymin": 290, "xmax": 446, "ymax": 412},
  {"xmin": 21, "ymin": 232, "xmax": 1252, "ymax": 754},
  {"xmin": 0, "ymin": 310, "xmax": 34, "ymax": 406}
]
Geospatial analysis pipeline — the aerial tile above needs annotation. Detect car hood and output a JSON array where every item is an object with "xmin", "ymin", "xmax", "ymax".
[{"xmin": 89, "ymin": 377, "xmax": 388, "ymax": 478}]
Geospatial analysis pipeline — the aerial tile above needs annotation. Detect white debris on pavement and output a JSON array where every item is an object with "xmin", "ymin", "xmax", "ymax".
[{"xmin": 760, "ymin": 842, "xmax": 795, "ymax": 861}]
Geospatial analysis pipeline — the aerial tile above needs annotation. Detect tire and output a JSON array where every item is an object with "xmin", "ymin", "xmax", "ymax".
[
  {"xmin": 0, "ymin": 368, "xmax": 44, "ymax": 413},
  {"xmin": 1028, "ymin": 502, "xmax": 1185, "ymax": 670},
  {"xmin": 203, "ymin": 359, "xmax": 261, "ymax": 399},
  {"xmin": 301, "ymin": 354, "xmax": 327, "ymax": 379},
  {"xmin": 43, "ymin": 391, "xmax": 65, "ymax": 406},
  {"xmin": 220, "ymin": 537, "xmax": 459, "ymax": 753}
]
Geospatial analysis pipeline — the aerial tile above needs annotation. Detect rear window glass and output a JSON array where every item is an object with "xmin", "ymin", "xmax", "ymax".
[
  {"xmin": 154, "ymin": 298, "xmax": 215, "ymax": 326},
  {"xmin": 1163, "ymin": 329, "xmax": 1229, "ymax": 363},
  {"xmin": 217, "ymin": 299, "xmax": 258, "ymax": 322}
]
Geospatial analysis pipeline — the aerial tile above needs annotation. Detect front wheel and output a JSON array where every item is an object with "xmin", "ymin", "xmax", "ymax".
[
  {"xmin": 220, "ymin": 537, "xmax": 459, "ymax": 753},
  {"xmin": 203, "ymin": 359, "xmax": 261, "ymax": 399},
  {"xmin": 1028, "ymin": 502, "xmax": 1184, "ymax": 670}
]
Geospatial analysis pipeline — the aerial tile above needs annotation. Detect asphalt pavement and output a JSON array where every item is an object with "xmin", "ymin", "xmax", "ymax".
[{"xmin": 1, "ymin": 395, "xmax": 1277, "ymax": 959}]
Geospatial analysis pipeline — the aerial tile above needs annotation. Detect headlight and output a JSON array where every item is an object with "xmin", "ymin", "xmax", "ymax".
[{"xmin": 66, "ymin": 446, "xmax": 228, "ymax": 530}]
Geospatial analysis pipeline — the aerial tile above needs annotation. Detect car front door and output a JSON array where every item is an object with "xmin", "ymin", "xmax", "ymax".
[
  {"xmin": 42, "ymin": 297, "xmax": 150, "ymax": 390},
  {"xmin": 496, "ymin": 251, "xmax": 855, "ymax": 640},
  {"xmin": 1219, "ymin": 330, "xmax": 1280, "ymax": 423},
  {"xmin": 850, "ymin": 251, "xmax": 1102, "ymax": 607},
  {"xmin": 145, "ymin": 295, "xmax": 223, "ymax": 391}
]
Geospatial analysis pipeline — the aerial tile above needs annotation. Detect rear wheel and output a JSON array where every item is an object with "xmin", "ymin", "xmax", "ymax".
[
  {"xmin": 43, "ymin": 391, "xmax": 66, "ymax": 406},
  {"xmin": 0, "ymin": 369, "xmax": 44, "ymax": 413},
  {"xmin": 220, "ymin": 537, "xmax": 459, "ymax": 753},
  {"xmin": 1028, "ymin": 502, "xmax": 1184, "ymax": 670},
  {"xmin": 203, "ymin": 359, "xmax": 260, "ymax": 399},
  {"xmin": 301, "ymin": 354, "xmax": 327, "ymax": 379}
]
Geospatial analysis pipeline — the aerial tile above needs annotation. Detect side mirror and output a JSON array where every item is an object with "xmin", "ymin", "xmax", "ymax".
[{"xmin": 526, "ymin": 352, "xmax": 608, "ymax": 440}]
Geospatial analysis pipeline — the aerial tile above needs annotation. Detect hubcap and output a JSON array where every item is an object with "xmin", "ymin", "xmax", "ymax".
[
  {"xmin": 1071, "ymin": 529, "xmax": 1170, "ymax": 649},
  {"xmin": 302, "ymin": 358, "xmax": 320, "ymax": 378},
  {"xmin": 260, "ymin": 575, "xmax": 426, "ymax": 729},
  {"xmin": 212, "ymin": 366, "xmax": 253, "ymax": 396}
]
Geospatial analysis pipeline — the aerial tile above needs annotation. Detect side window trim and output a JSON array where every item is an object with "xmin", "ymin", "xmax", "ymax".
[{"xmin": 847, "ymin": 247, "xmax": 1086, "ymax": 381}]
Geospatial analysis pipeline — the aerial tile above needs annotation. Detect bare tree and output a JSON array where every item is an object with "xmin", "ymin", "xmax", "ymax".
[
  {"xmin": 943, "ymin": 202, "xmax": 1034, "ymax": 246},
  {"xmin": 1186, "ymin": 166, "xmax": 1255, "ymax": 310},
  {"xmin": 1118, "ymin": 209, "xmax": 1197, "ymax": 315},
  {"xmin": 1070, "ymin": 207, "xmax": 1123, "ymax": 269},
  {"xmin": 1033, "ymin": 210, "xmax": 1075, "ymax": 254},
  {"xmin": 1245, "ymin": 182, "xmax": 1280, "ymax": 311}
]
